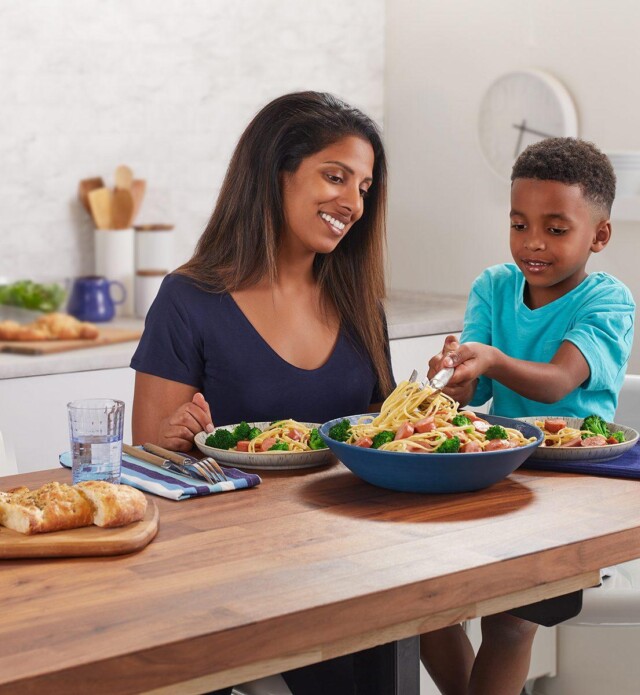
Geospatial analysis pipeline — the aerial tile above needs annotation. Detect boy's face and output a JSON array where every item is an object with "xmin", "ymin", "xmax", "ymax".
[{"xmin": 509, "ymin": 178, "xmax": 610, "ymax": 307}]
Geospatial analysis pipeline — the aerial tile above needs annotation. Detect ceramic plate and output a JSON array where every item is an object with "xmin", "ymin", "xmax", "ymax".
[
  {"xmin": 194, "ymin": 422, "xmax": 337, "ymax": 470},
  {"xmin": 517, "ymin": 417, "xmax": 639, "ymax": 463}
]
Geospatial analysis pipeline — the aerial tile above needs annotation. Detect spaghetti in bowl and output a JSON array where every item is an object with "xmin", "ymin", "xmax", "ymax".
[
  {"xmin": 319, "ymin": 413, "xmax": 543, "ymax": 493},
  {"xmin": 317, "ymin": 378, "xmax": 543, "ymax": 492}
]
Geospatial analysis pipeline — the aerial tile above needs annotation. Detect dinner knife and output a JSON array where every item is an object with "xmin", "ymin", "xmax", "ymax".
[
  {"xmin": 143, "ymin": 442, "xmax": 198, "ymax": 467},
  {"xmin": 122, "ymin": 443, "xmax": 196, "ymax": 478}
]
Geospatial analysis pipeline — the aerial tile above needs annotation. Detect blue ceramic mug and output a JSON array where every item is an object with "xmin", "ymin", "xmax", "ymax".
[{"xmin": 66, "ymin": 276, "xmax": 126, "ymax": 322}]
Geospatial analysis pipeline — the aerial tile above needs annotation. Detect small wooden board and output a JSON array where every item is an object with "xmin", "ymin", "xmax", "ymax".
[
  {"xmin": 0, "ymin": 327, "xmax": 142, "ymax": 355},
  {"xmin": 0, "ymin": 498, "xmax": 158, "ymax": 558}
]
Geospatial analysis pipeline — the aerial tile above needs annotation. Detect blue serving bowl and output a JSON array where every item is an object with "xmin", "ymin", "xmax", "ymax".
[{"xmin": 319, "ymin": 414, "xmax": 543, "ymax": 494}]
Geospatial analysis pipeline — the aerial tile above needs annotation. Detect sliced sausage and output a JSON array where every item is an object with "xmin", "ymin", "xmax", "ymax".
[
  {"xmin": 261, "ymin": 437, "xmax": 277, "ymax": 452},
  {"xmin": 461, "ymin": 441, "xmax": 482, "ymax": 453},
  {"xmin": 355, "ymin": 437, "xmax": 373, "ymax": 448},
  {"xmin": 484, "ymin": 439, "xmax": 510, "ymax": 451},
  {"xmin": 581, "ymin": 435, "xmax": 608, "ymax": 447},
  {"xmin": 544, "ymin": 419, "xmax": 567, "ymax": 434},
  {"xmin": 460, "ymin": 410, "xmax": 479, "ymax": 421},
  {"xmin": 473, "ymin": 419, "xmax": 491, "ymax": 433},
  {"xmin": 394, "ymin": 422, "xmax": 415, "ymax": 440},
  {"xmin": 563, "ymin": 436, "xmax": 583, "ymax": 448},
  {"xmin": 414, "ymin": 417, "xmax": 436, "ymax": 433},
  {"xmin": 236, "ymin": 440, "xmax": 250, "ymax": 452},
  {"xmin": 288, "ymin": 429, "xmax": 303, "ymax": 441}
]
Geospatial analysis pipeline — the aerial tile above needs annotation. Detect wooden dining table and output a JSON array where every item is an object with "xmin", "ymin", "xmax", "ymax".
[{"xmin": 2, "ymin": 461, "xmax": 640, "ymax": 695}]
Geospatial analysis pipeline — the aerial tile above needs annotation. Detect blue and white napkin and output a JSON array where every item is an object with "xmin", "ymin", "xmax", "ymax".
[{"xmin": 59, "ymin": 450, "xmax": 261, "ymax": 500}]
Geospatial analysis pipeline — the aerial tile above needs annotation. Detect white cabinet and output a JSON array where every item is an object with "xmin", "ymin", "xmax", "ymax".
[
  {"xmin": 390, "ymin": 333, "xmax": 460, "ymax": 383},
  {"xmin": 0, "ymin": 367, "xmax": 135, "ymax": 474}
]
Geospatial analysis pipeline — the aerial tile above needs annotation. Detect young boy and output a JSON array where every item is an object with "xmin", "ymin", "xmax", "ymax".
[{"xmin": 421, "ymin": 137, "xmax": 635, "ymax": 695}]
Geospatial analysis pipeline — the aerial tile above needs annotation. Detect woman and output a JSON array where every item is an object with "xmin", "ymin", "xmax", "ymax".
[{"xmin": 131, "ymin": 91, "xmax": 394, "ymax": 695}]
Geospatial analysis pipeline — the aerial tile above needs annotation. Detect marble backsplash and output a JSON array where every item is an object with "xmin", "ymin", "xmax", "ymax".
[{"xmin": 0, "ymin": 0, "xmax": 384, "ymax": 281}]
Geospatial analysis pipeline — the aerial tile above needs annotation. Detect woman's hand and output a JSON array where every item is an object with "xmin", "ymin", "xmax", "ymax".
[
  {"xmin": 132, "ymin": 373, "xmax": 214, "ymax": 451},
  {"xmin": 157, "ymin": 392, "xmax": 214, "ymax": 451}
]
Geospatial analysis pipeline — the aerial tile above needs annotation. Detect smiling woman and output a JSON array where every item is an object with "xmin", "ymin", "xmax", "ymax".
[{"xmin": 129, "ymin": 91, "xmax": 395, "ymax": 695}]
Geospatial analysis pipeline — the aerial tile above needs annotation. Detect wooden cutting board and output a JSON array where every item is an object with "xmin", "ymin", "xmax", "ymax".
[
  {"xmin": 0, "ymin": 326, "xmax": 142, "ymax": 355},
  {"xmin": 0, "ymin": 498, "xmax": 158, "ymax": 558}
]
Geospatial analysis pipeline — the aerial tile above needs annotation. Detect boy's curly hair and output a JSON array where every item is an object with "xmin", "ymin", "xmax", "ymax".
[{"xmin": 511, "ymin": 137, "xmax": 616, "ymax": 215}]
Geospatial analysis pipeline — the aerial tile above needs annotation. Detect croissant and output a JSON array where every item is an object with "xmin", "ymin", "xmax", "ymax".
[{"xmin": 0, "ymin": 313, "xmax": 99, "ymax": 341}]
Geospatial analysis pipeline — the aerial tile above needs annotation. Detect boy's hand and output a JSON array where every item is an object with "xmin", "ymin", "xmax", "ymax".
[
  {"xmin": 427, "ymin": 337, "xmax": 496, "ymax": 405},
  {"xmin": 427, "ymin": 335, "xmax": 460, "ymax": 376},
  {"xmin": 443, "ymin": 341, "xmax": 496, "ymax": 385}
]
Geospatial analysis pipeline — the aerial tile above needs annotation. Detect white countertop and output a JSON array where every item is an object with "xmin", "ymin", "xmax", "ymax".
[{"xmin": 0, "ymin": 292, "xmax": 466, "ymax": 380}]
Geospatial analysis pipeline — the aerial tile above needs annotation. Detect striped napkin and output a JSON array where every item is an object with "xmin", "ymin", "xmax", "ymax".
[{"xmin": 59, "ymin": 450, "xmax": 261, "ymax": 500}]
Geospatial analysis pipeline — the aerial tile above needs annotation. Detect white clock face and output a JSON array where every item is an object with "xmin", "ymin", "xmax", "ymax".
[{"xmin": 478, "ymin": 69, "xmax": 579, "ymax": 180}]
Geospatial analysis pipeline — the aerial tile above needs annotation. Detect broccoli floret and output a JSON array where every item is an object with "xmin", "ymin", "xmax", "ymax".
[
  {"xmin": 269, "ymin": 441, "xmax": 289, "ymax": 451},
  {"xmin": 452, "ymin": 415, "xmax": 472, "ymax": 427},
  {"xmin": 247, "ymin": 427, "xmax": 262, "ymax": 440},
  {"xmin": 205, "ymin": 429, "xmax": 236, "ymax": 450},
  {"xmin": 329, "ymin": 419, "xmax": 352, "ymax": 442},
  {"xmin": 581, "ymin": 414, "xmax": 610, "ymax": 438},
  {"xmin": 232, "ymin": 421, "xmax": 252, "ymax": 442},
  {"xmin": 436, "ymin": 436, "xmax": 460, "ymax": 453},
  {"xmin": 485, "ymin": 425, "xmax": 508, "ymax": 440},
  {"xmin": 309, "ymin": 428, "xmax": 326, "ymax": 450},
  {"xmin": 610, "ymin": 431, "xmax": 625, "ymax": 443},
  {"xmin": 372, "ymin": 430, "xmax": 395, "ymax": 448}
]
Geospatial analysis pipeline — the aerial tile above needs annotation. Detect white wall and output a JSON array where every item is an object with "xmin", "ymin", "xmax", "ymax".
[
  {"xmin": 0, "ymin": 0, "xmax": 384, "ymax": 279},
  {"xmin": 385, "ymin": 0, "xmax": 640, "ymax": 372}
]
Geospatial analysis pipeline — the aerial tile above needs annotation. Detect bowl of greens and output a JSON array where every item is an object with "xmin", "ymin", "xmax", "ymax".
[{"xmin": 0, "ymin": 279, "xmax": 68, "ymax": 322}]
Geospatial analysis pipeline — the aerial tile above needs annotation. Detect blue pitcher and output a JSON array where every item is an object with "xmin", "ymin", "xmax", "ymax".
[{"xmin": 67, "ymin": 276, "xmax": 126, "ymax": 322}]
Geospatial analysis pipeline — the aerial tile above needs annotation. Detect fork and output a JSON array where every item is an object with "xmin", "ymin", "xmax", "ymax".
[
  {"xmin": 196, "ymin": 456, "xmax": 229, "ymax": 483},
  {"xmin": 143, "ymin": 442, "xmax": 228, "ymax": 484},
  {"xmin": 408, "ymin": 366, "xmax": 454, "ymax": 391}
]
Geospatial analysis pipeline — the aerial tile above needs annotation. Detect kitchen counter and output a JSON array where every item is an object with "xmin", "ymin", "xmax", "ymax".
[{"xmin": 0, "ymin": 292, "xmax": 467, "ymax": 380}]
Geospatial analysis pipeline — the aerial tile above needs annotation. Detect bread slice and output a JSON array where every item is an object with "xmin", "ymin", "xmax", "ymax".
[
  {"xmin": 0, "ymin": 481, "xmax": 147, "ymax": 534},
  {"xmin": 75, "ymin": 481, "xmax": 147, "ymax": 528},
  {"xmin": 0, "ymin": 482, "xmax": 94, "ymax": 534}
]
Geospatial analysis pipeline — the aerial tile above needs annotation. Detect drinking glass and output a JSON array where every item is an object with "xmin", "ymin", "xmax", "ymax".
[{"xmin": 67, "ymin": 398, "xmax": 124, "ymax": 484}]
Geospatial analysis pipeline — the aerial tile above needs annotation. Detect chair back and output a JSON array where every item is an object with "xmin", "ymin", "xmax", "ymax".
[
  {"xmin": 0, "ymin": 430, "xmax": 18, "ymax": 476},
  {"xmin": 615, "ymin": 374, "xmax": 640, "ymax": 431}
]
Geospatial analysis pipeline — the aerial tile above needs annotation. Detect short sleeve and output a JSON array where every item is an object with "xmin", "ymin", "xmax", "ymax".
[
  {"xmin": 130, "ymin": 275, "xmax": 205, "ymax": 388},
  {"xmin": 460, "ymin": 272, "xmax": 494, "ymax": 407},
  {"xmin": 564, "ymin": 285, "xmax": 635, "ymax": 391}
]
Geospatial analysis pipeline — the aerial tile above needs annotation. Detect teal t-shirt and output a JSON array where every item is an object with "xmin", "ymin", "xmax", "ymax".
[{"xmin": 460, "ymin": 264, "xmax": 635, "ymax": 420}]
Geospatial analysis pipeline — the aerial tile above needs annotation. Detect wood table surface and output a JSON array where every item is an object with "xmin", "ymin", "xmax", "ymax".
[{"xmin": 2, "ymin": 463, "xmax": 640, "ymax": 694}]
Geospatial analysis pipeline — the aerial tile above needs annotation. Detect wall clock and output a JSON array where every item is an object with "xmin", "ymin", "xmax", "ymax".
[{"xmin": 478, "ymin": 69, "xmax": 579, "ymax": 181}]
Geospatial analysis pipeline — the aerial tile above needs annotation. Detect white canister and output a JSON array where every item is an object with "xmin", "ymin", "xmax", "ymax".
[
  {"xmin": 135, "ymin": 269, "xmax": 167, "ymax": 319},
  {"xmin": 134, "ymin": 224, "xmax": 174, "ymax": 272},
  {"xmin": 94, "ymin": 228, "xmax": 135, "ymax": 317}
]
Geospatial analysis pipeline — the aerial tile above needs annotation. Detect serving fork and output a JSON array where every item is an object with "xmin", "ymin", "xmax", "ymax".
[{"xmin": 408, "ymin": 365, "xmax": 455, "ymax": 407}]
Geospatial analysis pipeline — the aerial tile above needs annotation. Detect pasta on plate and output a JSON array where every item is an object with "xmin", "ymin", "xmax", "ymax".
[{"xmin": 204, "ymin": 419, "xmax": 326, "ymax": 453}]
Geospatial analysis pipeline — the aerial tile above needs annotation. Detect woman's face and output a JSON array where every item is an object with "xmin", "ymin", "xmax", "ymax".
[{"xmin": 281, "ymin": 135, "xmax": 375, "ymax": 255}]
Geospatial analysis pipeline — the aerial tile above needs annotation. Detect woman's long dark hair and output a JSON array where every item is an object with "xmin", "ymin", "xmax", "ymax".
[{"xmin": 178, "ymin": 91, "xmax": 392, "ymax": 396}]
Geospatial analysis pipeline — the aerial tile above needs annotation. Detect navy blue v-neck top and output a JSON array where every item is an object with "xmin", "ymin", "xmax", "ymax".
[{"xmin": 131, "ymin": 274, "xmax": 390, "ymax": 426}]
